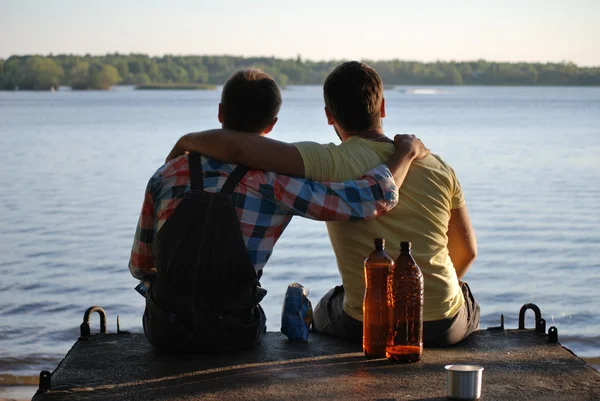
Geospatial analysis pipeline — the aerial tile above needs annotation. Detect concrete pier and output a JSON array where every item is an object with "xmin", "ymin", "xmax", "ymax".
[{"xmin": 32, "ymin": 327, "xmax": 600, "ymax": 400}]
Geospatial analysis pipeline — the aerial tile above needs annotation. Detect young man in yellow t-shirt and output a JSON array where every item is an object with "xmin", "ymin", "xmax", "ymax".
[{"xmin": 166, "ymin": 61, "xmax": 480, "ymax": 347}]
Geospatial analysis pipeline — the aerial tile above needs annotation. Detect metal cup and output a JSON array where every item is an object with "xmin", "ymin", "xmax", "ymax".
[{"xmin": 445, "ymin": 364, "xmax": 484, "ymax": 400}]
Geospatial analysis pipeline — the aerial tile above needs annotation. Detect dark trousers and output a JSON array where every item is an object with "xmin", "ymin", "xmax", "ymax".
[{"xmin": 312, "ymin": 282, "xmax": 480, "ymax": 347}]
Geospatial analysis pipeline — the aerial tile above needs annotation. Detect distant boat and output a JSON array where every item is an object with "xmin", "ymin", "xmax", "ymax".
[{"xmin": 399, "ymin": 88, "xmax": 444, "ymax": 95}]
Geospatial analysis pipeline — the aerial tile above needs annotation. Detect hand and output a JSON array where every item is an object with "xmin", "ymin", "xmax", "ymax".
[
  {"xmin": 165, "ymin": 145, "xmax": 187, "ymax": 163},
  {"xmin": 393, "ymin": 134, "xmax": 430, "ymax": 160}
]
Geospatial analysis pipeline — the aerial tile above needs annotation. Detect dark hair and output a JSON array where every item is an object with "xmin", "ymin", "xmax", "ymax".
[
  {"xmin": 323, "ymin": 61, "xmax": 384, "ymax": 132},
  {"xmin": 220, "ymin": 68, "xmax": 282, "ymax": 132}
]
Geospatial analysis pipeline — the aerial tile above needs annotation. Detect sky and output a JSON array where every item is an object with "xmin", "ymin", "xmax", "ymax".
[{"xmin": 1, "ymin": 0, "xmax": 599, "ymax": 66}]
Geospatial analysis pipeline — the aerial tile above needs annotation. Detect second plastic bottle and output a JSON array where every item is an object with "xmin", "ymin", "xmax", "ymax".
[{"xmin": 386, "ymin": 241, "xmax": 423, "ymax": 362}]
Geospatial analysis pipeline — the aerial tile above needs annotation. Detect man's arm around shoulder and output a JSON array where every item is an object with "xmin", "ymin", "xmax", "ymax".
[{"xmin": 262, "ymin": 134, "xmax": 430, "ymax": 222}]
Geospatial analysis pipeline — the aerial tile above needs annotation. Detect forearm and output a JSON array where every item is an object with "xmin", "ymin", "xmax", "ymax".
[
  {"xmin": 450, "ymin": 251, "xmax": 476, "ymax": 280},
  {"xmin": 270, "ymin": 164, "xmax": 398, "ymax": 222},
  {"xmin": 385, "ymin": 149, "xmax": 417, "ymax": 187},
  {"xmin": 171, "ymin": 129, "xmax": 248, "ymax": 164},
  {"xmin": 169, "ymin": 129, "xmax": 305, "ymax": 176}
]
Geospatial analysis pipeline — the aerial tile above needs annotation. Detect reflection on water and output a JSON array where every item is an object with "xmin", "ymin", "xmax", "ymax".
[{"xmin": 0, "ymin": 86, "xmax": 599, "ymax": 382}]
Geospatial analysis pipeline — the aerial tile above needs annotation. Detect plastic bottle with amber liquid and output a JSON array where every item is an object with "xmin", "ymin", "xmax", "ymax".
[
  {"xmin": 386, "ymin": 241, "xmax": 423, "ymax": 362},
  {"xmin": 363, "ymin": 238, "xmax": 394, "ymax": 358}
]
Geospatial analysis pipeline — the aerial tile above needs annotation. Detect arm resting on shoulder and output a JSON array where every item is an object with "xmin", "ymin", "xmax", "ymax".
[
  {"xmin": 263, "ymin": 134, "xmax": 428, "ymax": 221},
  {"xmin": 267, "ymin": 164, "xmax": 399, "ymax": 222},
  {"xmin": 386, "ymin": 134, "xmax": 430, "ymax": 187},
  {"xmin": 167, "ymin": 129, "xmax": 305, "ymax": 177},
  {"xmin": 447, "ymin": 205, "xmax": 477, "ymax": 280}
]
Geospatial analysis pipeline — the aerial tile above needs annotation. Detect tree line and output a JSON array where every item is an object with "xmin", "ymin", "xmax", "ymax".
[{"xmin": 1, "ymin": 54, "xmax": 599, "ymax": 90}]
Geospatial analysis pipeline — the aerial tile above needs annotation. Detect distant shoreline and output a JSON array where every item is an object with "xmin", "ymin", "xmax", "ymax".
[{"xmin": 2, "ymin": 55, "xmax": 599, "ymax": 91}]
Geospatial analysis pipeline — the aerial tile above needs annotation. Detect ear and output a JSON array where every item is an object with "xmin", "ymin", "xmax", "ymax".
[
  {"xmin": 218, "ymin": 103, "xmax": 224, "ymax": 123},
  {"xmin": 380, "ymin": 98, "xmax": 386, "ymax": 118},
  {"xmin": 324, "ymin": 106, "xmax": 335, "ymax": 125},
  {"xmin": 262, "ymin": 117, "xmax": 278, "ymax": 135}
]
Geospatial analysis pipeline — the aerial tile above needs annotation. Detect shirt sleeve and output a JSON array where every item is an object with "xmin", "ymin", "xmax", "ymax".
[
  {"xmin": 129, "ymin": 178, "xmax": 157, "ymax": 280},
  {"xmin": 247, "ymin": 164, "xmax": 399, "ymax": 222},
  {"xmin": 450, "ymin": 167, "xmax": 466, "ymax": 209},
  {"xmin": 293, "ymin": 141, "xmax": 339, "ymax": 182}
]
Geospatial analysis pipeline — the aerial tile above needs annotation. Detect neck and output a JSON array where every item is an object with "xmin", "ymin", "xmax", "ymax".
[
  {"xmin": 221, "ymin": 123, "xmax": 267, "ymax": 136},
  {"xmin": 337, "ymin": 126, "xmax": 385, "ymax": 142}
]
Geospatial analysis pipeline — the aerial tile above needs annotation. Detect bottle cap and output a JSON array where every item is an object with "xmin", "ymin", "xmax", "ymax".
[
  {"xmin": 400, "ymin": 241, "xmax": 411, "ymax": 252},
  {"xmin": 374, "ymin": 238, "xmax": 385, "ymax": 248}
]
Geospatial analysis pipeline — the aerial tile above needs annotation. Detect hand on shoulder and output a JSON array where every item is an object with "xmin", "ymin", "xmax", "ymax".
[{"xmin": 393, "ymin": 134, "xmax": 430, "ymax": 160}]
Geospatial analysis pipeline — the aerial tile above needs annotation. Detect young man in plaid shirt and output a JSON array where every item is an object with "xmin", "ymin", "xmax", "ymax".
[{"xmin": 130, "ymin": 68, "xmax": 428, "ymax": 352}]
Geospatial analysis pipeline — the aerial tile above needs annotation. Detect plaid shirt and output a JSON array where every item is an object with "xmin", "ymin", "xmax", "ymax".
[{"xmin": 129, "ymin": 154, "xmax": 398, "ymax": 280}]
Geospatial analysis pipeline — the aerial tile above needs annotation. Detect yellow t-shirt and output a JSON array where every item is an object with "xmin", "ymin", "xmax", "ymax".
[{"xmin": 294, "ymin": 136, "xmax": 465, "ymax": 322}]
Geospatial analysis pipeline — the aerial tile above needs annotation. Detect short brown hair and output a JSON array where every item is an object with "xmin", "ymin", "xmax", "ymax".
[
  {"xmin": 323, "ymin": 61, "xmax": 383, "ymax": 133},
  {"xmin": 220, "ymin": 68, "xmax": 282, "ymax": 132}
]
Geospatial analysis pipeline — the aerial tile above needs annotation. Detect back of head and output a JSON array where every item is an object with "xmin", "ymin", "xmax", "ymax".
[
  {"xmin": 323, "ymin": 61, "xmax": 384, "ymax": 133},
  {"xmin": 221, "ymin": 69, "xmax": 282, "ymax": 132}
]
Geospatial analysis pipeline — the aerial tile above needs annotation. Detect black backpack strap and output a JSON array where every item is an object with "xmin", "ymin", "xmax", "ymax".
[
  {"xmin": 188, "ymin": 153, "xmax": 204, "ymax": 191},
  {"xmin": 221, "ymin": 165, "xmax": 249, "ymax": 194}
]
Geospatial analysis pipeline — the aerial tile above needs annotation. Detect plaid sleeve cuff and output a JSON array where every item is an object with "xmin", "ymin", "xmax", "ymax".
[
  {"xmin": 128, "ymin": 260, "xmax": 156, "ymax": 281},
  {"xmin": 364, "ymin": 164, "xmax": 399, "ymax": 205}
]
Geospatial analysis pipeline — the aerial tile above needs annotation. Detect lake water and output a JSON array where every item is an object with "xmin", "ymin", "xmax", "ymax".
[{"xmin": 1, "ymin": 86, "xmax": 599, "ymax": 392}]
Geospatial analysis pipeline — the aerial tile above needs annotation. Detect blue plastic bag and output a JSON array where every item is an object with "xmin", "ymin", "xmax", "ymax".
[{"xmin": 281, "ymin": 283, "xmax": 313, "ymax": 341}]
